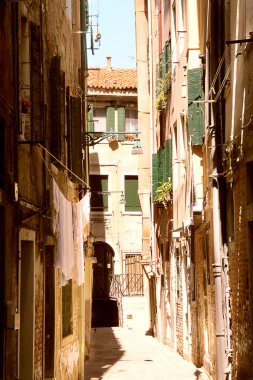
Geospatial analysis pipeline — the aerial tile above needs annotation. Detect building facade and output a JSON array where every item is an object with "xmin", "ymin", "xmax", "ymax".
[
  {"xmin": 0, "ymin": 0, "xmax": 92, "ymax": 378},
  {"xmin": 135, "ymin": 0, "xmax": 253, "ymax": 379},
  {"xmin": 86, "ymin": 58, "xmax": 150, "ymax": 332}
]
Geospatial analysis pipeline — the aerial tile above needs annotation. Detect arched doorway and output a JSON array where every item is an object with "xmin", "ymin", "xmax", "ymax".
[{"xmin": 92, "ymin": 242, "xmax": 119, "ymax": 327}]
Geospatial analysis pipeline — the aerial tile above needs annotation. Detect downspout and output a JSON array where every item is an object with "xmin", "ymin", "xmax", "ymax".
[
  {"xmin": 209, "ymin": 7, "xmax": 226, "ymax": 379},
  {"xmin": 147, "ymin": 0, "xmax": 156, "ymax": 334},
  {"xmin": 148, "ymin": 0, "xmax": 154, "ymax": 274},
  {"xmin": 211, "ymin": 173, "xmax": 226, "ymax": 380}
]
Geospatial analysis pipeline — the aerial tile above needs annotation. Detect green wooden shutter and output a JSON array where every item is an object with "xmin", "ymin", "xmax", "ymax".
[
  {"xmin": 30, "ymin": 23, "xmax": 42, "ymax": 142},
  {"xmin": 87, "ymin": 106, "xmax": 93, "ymax": 132},
  {"xmin": 165, "ymin": 139, "xmax": 173, "ymax": 181},
  {"xmin": 158, "ymin": 148, "xmax": 166, "ymax": 183},
  {"xmin": 117, "ymin": 106, "xmax": 125, "ymax": 141},
  {"xmin": 71, "ymin": 97, "xmax": 82, "ymax": 180},
  {"xmin": 125, "ymin": 176, "xmax": 141, "ymax": 211},
  {"xmin": 106, "ymin": 106, "xmax": 115, "ymax": 132},
  {"xmin": 101, "ymin": 176, "xmax": 108, "ymax": 211},
  {"xmin": 152, "ymin": 153, "xmax": 159, "ymax": 201},
  {"xmin": 188, "ymin": 68, "xmax": 204, "ymax": 145}
]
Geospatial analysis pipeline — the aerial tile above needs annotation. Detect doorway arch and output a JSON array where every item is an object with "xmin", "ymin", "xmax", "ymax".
[{"xmin": 92, "ymin": 241, "xmax": 119, "ymax": 327}]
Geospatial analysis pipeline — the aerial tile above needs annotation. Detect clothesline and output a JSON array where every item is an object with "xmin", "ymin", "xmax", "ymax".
[{"xmin": 38, "ymin": 143, "xmax": 89, "ymax": 188}]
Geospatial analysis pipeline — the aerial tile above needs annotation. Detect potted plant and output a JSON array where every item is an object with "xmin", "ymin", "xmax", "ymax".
[
  {"xmin": 155, "ymin": 71, "xmax": 171, "ymax": 111},
  {"xmin": 154, "ymin": 177, "xmax": 173, "ymax": 207}
]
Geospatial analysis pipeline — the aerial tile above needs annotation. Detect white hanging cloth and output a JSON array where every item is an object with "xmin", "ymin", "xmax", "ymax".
[{"xmin": 52, "ymin": 179, "xmax": 89, "ymax": 287}]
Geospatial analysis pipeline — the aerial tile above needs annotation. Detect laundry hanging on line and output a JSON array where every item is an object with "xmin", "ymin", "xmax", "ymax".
[{"xmin": 52, "ymin": 178, "xmax": 90, "ymax": 287}]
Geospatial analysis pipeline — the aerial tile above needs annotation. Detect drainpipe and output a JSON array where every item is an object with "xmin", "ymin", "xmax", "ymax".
[
  {"xmin": 208, "ymin": 0, "xmax": 227, "ymax": 376},
  {"xmin": 211, "ymin": 174, "xmax": 226, "ymax": 379},
  {"xmin": 147, "ymin": 0, "xmax": 156, "ymax": 333},
  {"xmin": 148, "ymin": 0, "xmax": 154, "ymax": 274}
]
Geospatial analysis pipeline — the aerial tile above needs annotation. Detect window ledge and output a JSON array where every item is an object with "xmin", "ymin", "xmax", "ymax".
[
  {"xmin": 121, "ymin": 211, "xmax": 142, "ymax": 216},
  {"xmin": 91, "ymin": 211, "xmax": 113, "ymax": 216}
]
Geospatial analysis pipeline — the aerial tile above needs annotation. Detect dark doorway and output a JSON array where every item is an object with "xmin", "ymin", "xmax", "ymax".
[{"xmin": 92, "ymin": 242, "xmax": 118, "ymax": 327}]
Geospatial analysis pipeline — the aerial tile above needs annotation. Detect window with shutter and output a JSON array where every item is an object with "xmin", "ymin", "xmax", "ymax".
[
  {"xmin": 187, "ymin": 68, "xmax": 204, "ymax": 145},
  {"xmin": 124, "ymin": 175, "xmax": 141, "ymax": 212},
  {"xmin": 30, "ymin": 23, "xmax": 43, "ymax": 142},
  {"xmin": 90, "ymin": 175, "xmax": 108, "ymax": 211},
  {"xmin": 106, "ymin": 106, "xmax": 115, "ymax": 132}
]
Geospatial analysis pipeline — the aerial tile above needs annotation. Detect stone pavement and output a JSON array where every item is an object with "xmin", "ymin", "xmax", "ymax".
[{"xmin": 84, "ymin": 327, "xmax": 209, "ymax": 380}]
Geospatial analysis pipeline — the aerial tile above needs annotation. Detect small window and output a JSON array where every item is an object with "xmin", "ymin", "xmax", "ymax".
[
  {"xmin": 125, "ymin": 254, "xmax": 142, "ymax": 275},
  {"xmin": 90, "ymin": 175, "xmax": 108, "ymax": 211},
  {"xmin": 62, "ymin": 280, "xmax": 73, "ymax": 338},
  {"xmin": 124, "ymin": 175, "xmax": 141, "ymax": 212}
]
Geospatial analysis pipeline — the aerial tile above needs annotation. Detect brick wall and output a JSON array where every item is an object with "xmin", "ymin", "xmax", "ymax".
[{"xmin": 230, "ymin": 163, "xmax": 253, "ymax": 379}]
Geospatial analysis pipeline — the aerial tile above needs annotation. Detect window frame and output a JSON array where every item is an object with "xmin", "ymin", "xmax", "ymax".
[
  {"xmin": 90, "ymin": 174, "xmax": 109, "ymax": 213},
  {"xmin": 124, "ymin": 175, "xmax": 141, "ymax": 213},
  {"xmin": 62, "ymin": 280, "xmax": 73, "ymax": 338}
]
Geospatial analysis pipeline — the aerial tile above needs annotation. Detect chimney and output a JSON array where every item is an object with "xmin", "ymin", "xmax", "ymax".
[{"xmin": 106, "ymin": 56, "xmax": 112, "ymax": 69}]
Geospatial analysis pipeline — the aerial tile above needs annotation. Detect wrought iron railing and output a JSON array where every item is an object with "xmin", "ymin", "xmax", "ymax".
[{"xmin": 109, "ymin": 274, "xmax": 144, "ymax": 298}]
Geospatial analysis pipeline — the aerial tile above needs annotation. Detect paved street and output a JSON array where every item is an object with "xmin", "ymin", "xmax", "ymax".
[{"xmin": 84, "ymin": 327, "xmax": 208, "ymax": 380}]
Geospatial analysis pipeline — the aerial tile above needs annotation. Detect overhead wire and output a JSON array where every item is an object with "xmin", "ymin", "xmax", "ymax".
[{"xmin": 37, "ymin": 143, "xmax": 88, "ymax": 188}]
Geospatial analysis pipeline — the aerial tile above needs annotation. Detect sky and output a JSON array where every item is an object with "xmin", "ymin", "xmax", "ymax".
[{"xmin": 87, "ymin": 0, "xmax": 136, "ymax": 69}]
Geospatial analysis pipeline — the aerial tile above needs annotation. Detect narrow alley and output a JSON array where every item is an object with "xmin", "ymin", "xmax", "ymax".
[{"xmin": 84, "ymin": 327, "xmax": 207, "ymax": 380}]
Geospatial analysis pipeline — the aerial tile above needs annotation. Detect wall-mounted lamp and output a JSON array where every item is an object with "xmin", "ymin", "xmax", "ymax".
[
  {"xmin": 131, "ymin": 135, "xmax": 143, "ymax": 155},
  {"xmin": 93, "ymin": 190, "xmax": 126, "ymax": 205},
  {"xmin": 83, "ymin": 129, "xmax": 143, "ymax": 155}
]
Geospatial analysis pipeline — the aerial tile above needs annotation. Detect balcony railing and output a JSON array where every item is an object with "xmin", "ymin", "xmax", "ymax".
[{"xmin": 109, "ymin": 274, "xmax": 144, "ymax": 298}]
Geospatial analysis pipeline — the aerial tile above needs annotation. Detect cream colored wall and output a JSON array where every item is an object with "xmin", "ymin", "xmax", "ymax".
[
  {"xmin": 135, "ymin": 0, "xmax": 152, "ymax": 263},
  {"xmin": 89, "ymin": 141, "xmax": 143, "ymax": 273}
]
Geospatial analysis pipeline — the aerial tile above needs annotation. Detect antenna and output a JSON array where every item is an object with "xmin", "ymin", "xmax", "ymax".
[{"xmin": 88, "ymin": 0, "xmax": 101, "ymax": 54}]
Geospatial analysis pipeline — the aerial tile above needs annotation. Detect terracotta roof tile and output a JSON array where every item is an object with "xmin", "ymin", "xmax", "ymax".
[{"xmin": 87, "ymin": 68, "xmax": 137, "ymax": 91}]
